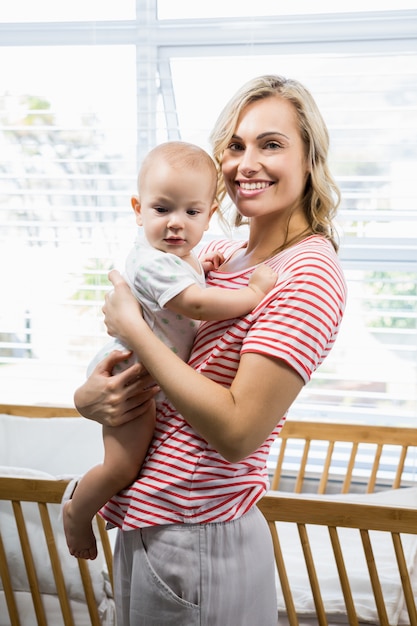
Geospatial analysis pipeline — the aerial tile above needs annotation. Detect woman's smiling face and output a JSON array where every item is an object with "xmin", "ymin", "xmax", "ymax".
[{"xmin": 221, "ymin": 95, "xmax": 310, "ymax": 221}]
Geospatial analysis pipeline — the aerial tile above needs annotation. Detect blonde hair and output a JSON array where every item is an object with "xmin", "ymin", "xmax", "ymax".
[
  {"xmin": 138, "ymin": 141, "xmax": 218, "ymax": 205},
  {"xmin": 210, "ymin": 75, "xmax": 340, "ymax": 250}
]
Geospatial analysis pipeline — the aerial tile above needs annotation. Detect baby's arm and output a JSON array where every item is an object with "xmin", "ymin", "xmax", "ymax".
[{"xmin": 166, "ymin": 263, "xmax": 277, "ymax": 321}]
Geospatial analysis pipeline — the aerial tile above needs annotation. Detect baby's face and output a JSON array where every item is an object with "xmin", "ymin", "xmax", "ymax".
[{"xmin": 133, "ymin": 162, "xmax": 216, "ymax": 259}]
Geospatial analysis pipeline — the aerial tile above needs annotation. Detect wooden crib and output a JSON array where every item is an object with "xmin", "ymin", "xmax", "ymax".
[
  {"xmin": 258, "ymin": 420, "xmax": 417, "ymax": 626},
  {"xmin": 0, "ymin": 404, "xmax": 114, "ymax": 626},
  {"xmin": 1, "ymin": 405, "xmax": 417, "ymax": 625}
]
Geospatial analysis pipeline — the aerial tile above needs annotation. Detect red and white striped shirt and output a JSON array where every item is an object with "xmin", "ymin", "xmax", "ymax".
[{"xmin": 101, "ymin": 235, "xmax": 347, "ymax": 529}]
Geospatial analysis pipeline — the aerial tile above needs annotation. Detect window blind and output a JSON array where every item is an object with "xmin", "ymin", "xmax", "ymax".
[{"xmin": 0, "ymin": 4, "xmax": 416, "ymax": 425}]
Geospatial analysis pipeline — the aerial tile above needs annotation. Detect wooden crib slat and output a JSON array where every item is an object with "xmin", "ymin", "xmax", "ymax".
[
  {"xmin": 341, "ymin": 442, "xmax": 357, "ymax": 493},
  {"xmin": 367, "ymin": 444, "xmax": 383, "ymax": 494},
  {"xmin": 271, "ymin": 437, "xmax": 288, "ymax": 490},
  {"xmin": 38, "ymin": 503, "xmax": 75, "ymax": 626},
  {"xmin": 12, "ymin": 500, "xmax": 48, "ymax": 626},
  {"xmin": 269, "ymin": 522, "xmax": 299, "ymax": 626},
  {"xmin": 328, "ymin": 526, "xmax": 359, "ymax": 626},
  {"xmin": 297, "ymin": 524, "xmax": 328, "ymax": 626},
  {"xmin": 0, "ymin": 529, "xmax": 22, "ymax": 626},
  {"xmin": 391, "ymin": 532, "xmax": 417, "ymax": 624},
  {"xmin": 77, "ymin": 559, "xmax": 102, "ymax": 626},
  {"xmin": 360, "ymin": 529, "xmax": 389, "ymax": 625},
  {"xmin": 393, "ymin": 446, "xmax": 408, "ymax": 490},
  {"xmin": 97, "ymin": 515, "xmax": 114, "ymax": 589},
  {"xmin": 318, "ymin": 441, "xmax": 334, "ymax": 494},
  {"xmin": 294, "ymin": 441, "xmax": 310, "ymax": 493}
]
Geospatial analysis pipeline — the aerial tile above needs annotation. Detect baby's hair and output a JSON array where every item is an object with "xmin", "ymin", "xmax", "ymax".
[{"xmin": 138, "ymin": 141, "xmax": 218, "ymax": 204}]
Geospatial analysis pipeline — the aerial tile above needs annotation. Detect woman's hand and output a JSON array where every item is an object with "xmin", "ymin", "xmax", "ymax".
[{"xmin": 74, "ymin": 350, "xmax": 159, "ymax": 427}]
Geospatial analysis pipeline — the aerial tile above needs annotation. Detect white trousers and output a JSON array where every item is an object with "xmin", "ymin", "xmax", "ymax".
[{"xmin": 113, "ymin": 506, "xmax": 278, "ymax": 625}]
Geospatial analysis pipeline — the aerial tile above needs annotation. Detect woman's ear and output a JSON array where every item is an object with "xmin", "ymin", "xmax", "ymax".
[{"xmin": 131, "ymin": 195, "xmax": 143, "ymax": 225}]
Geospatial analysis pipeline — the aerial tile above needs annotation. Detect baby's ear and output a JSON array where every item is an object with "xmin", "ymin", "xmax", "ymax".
[
  {"xmin": 205, "ymin": 202, "xmax": 218, "ymax": 230},
  {"xmin": 131, "ymin": 196, "xmax": 142, "ymax": 224},
  {"xmin": 210, "ymin": 202, "xmax": 218, "ymax": 217}
]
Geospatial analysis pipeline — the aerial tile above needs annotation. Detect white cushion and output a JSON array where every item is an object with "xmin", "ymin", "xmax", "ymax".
[{"xmin": 0, "ymin": 413, "xmax": 104, "ymax": 475}]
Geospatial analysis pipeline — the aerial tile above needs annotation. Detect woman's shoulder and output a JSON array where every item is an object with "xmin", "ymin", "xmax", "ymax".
[
  {"xmin": 274, "ymin": 235, "xmax": 341, "ymax": 267},
  {"xmin": 198, "ymin": 237, "xmax": 245, "ymax": 257},
  {"xmin": 272, "ymin": 235, "xmax": 346, "ymax": 295}
]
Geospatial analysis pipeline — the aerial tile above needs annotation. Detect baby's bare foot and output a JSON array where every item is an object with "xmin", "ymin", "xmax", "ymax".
[{"xmin": 63, "ymin": 500, "xmax": 98, "ymax": 560}]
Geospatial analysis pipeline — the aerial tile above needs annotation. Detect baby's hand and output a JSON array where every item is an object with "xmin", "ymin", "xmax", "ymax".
[
  {"xmin": 201, "ymin": 251, "xmax": 225, "ymax": 273},
  {"xmin": 249, "ymin": 264, "xmax": 278, "ymax": 296}
]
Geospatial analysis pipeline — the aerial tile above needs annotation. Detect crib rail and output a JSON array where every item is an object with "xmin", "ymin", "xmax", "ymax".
[{"xmin": 0, "ymin": 404, "xmax": 79, "ymax": 418}]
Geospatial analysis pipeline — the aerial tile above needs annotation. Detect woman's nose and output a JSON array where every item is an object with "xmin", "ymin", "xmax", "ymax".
[{"xmin": 238, "ymin": 148, "xmax": 259, "ymax": 176}]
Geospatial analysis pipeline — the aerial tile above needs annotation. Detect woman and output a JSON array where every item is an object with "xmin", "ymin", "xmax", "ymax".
[{"xmin": 74, "ymin": 75, "xmax": 347, "ymax": 625}]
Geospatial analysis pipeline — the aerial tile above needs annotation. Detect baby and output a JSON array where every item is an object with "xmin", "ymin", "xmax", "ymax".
[{"xmin": 63, "ymin": 141, "xmax": 277, "ymax": 559}]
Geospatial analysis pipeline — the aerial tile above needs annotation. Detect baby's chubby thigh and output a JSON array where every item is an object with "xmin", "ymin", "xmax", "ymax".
[{"xmin": 86, "ymin": 339, "xmax": 138, "ymax": 377}]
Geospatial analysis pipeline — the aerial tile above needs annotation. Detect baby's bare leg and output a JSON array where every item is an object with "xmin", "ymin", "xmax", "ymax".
[{"xmin": 63, "ymin": 405, "xmax": 155, "ymax": 559}]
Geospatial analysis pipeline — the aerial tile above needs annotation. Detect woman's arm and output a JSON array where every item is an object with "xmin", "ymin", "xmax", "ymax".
[
  {"xmin": 74, "ymin": 350, "xmax": 160, "ymax": 427},
  {"xmin": 103, "ymin": 271, "xmax": 304, "ymax": 462}
]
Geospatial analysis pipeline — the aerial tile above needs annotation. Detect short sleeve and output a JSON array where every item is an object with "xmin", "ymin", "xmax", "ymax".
[
  {"xmin": 241, "ymin": 241, "xmax": 347, "ymax": 383},
  {"xmin": 126, "ymin": 244, "xmax": 205, "ymax": 309}
]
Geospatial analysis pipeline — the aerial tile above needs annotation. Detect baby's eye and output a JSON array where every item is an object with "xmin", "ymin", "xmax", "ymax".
[
  {"xmin": 154, "ymin": 206, "xmax": 168, "ymax": 214},
  {"xmin": 187, "ymin": 209, "xmax": 199, "ymax": 216}
]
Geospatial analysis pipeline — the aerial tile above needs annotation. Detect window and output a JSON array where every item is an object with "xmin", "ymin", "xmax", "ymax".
[
  {"xmin": 1, "ymin": 44, "xmax": 138, "ymax": 402},
  {"xmin": 0, "ymin": 0, "xmax": 135, "ymax": 21},
  {"xmin": 1, "ymin": 1, "xmax": 416, "ymax": 427}
]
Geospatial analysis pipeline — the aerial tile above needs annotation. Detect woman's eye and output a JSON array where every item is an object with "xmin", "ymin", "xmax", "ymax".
[
  {"xmin": 228, "ymin": 142, "xmax": 244, "ymax": 152},
  {"xmin": 264, "ymin": 141, "xmax": 282, "ymax": 149}
]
